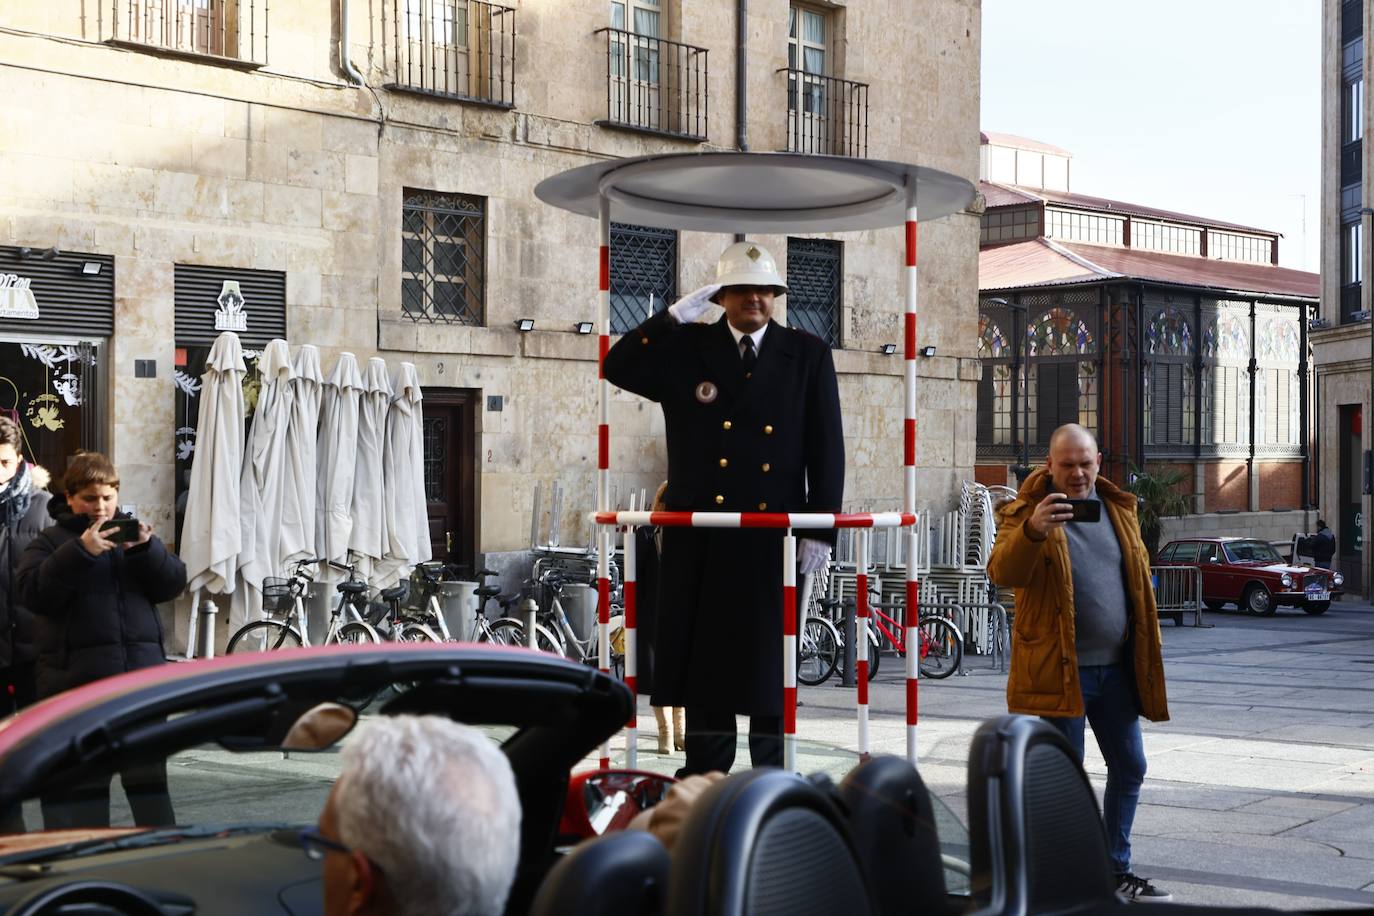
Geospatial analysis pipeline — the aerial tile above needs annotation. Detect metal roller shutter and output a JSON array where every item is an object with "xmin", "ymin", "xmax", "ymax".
[
  {"xmin": 173, "ymin": 264, "xmax": 287, "ymax": 349},
  {"xmin": 0, "ymin": 246, "xmax": 115, "ymax": 337}
]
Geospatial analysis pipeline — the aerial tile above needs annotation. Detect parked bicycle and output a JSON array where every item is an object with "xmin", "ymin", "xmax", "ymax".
[
  {"xmin": 801, "ymin": 586, "xmax": 963, "ymax": 685},
  {"xmin": 226, "ymin": 557, "xmax": 381, "ymax": 653},
  {"xmin": 528, "ymin": 569, "xmax": 624, "ymax": 674}
]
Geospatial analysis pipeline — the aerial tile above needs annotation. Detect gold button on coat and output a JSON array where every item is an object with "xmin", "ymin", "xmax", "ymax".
[
  {"xmin": 719, "ymin": 458, "xmax": 729, "ymax": 468},
  {"xmin": 640, "ymin": 336, "xmax": 649, "ymax": 345},
  {"xmin": 715, "ymin": 495, "xmax": 725, "ymax": 505},
  {"xmin": 764, "ymin": 425, "xmax": 773, "ymax": 434},
  {"xmin": 723, "ymin": 420, "xmax": 732, "ymax": 430},
  {"xmin": 758, "ymin": 502, "xmax": 768, "ymax": 510},
  {"xmin": 761, "ymin": 463, "xmax": 770, "ymax": 472}
]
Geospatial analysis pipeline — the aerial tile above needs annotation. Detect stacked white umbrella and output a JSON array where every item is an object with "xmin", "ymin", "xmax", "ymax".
[
  {"xmin": 376, "ymin": 361, "xmax": 431, "ymax": 588},
  {"xmin": 280, "ymin": 345, "xmax": 322, "ymax": 570},
  {"xmin": 180, "ymin": 331, "xmax": 247, "ymax": 658},
  {"xmin": 350, "ymin": 357, "xmax": 393, "ymax": 586},
  {"xmin": 232, "ymin": 339, "xmax": 295, "ymax": 632},
  {"xmin": 316, "ymin": 352, "xmax": 363, "ymax": 571}
]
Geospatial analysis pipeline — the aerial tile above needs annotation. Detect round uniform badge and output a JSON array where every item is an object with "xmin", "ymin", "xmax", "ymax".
[{"xmin": 695, "ymin": 381, "xmax": 718, "ymax": 404}]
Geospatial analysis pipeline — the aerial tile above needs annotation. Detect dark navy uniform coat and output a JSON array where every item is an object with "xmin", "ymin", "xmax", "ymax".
[{"xmin": 604, "ymin": 311, "xmax": 844, "ymax": 716}]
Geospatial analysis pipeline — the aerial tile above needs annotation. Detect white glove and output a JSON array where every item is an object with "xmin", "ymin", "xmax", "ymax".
[
  {"xmin": 798, "ymin": 539, "xmax": 831, "ymax": 576},
  {"xmin": 667, "ymin": 284, "xmax": 722, "ymax": 324}
]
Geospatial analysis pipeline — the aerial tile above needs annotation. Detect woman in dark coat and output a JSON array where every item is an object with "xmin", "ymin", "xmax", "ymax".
[
  {"xmin": 17, "ymin": 451, "xmax": 186, "ymax": 829},
  {"xmin": 0, "ymin": 416, "xmax": 51, "ymax": 714}
]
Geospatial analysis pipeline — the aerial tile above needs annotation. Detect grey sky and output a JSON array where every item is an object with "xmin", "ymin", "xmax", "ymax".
[{"xmin": 980, "ymin": 0, "xmax": 1319, "ymax": 272}]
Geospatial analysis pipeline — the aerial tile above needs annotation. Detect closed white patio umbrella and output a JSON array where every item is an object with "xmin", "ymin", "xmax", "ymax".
[
  {"xmin": 350, "ymin": 357, "xmax": 393, "ymax": 586},
  {"xmin": 377, "ymin": 361, "xmax": 431, "ymax": 588},
  {"xmin": 316, "ymin": 352, "xmax": 363, "ymax": 569},
  {"xmin": 180, "ymin": 331, "xmax": 246, "ymax": 657},
  {"xmin": 280, "ymin": 344, "xmax": 322, "ymax": 569},
  {"xmin": 232, "ymin": 338, "xmax": 294, "ymax": 632}
]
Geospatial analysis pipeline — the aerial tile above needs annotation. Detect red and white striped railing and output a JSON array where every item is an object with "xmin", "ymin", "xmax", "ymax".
[{"xmin": 594, "ymin": 509, "xmax": 917, "ymax": 772}]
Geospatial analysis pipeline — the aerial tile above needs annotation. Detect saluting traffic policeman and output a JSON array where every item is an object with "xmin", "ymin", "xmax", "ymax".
[{"xmin": 604, "ymin": 240, "xmax": 845, "ymax": 774}]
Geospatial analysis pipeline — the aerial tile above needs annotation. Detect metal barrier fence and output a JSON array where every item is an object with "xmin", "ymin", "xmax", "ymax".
[{"xmin": 1150, "ymin": 565, "xmax": 1204, "ymax": 627}]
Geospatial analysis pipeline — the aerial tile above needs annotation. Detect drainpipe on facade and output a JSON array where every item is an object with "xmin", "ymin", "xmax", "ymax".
[
  {"xmin": 734, "ymin": 0, "xmax": 748, "ymax": 244},
  {"xmin": 340, "ymin": 0, "xmax": 365, "ymax": 85}
]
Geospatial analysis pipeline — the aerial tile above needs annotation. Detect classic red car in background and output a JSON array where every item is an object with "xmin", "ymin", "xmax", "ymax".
[{"xmin": 1157, "ymin": 537, "xmax": 1344, "ymax": 616}]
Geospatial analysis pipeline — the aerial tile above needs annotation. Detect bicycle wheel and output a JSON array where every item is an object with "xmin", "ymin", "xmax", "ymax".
[
  {"xmin": 798, "ymin": 616, "xmax": 840, "ymax": 686},
  {"xmin": 917, "ymin": 616, "xmax": 962, "ymax": 679},
  {"xmin": 836, "ymin": 627, "xmax": 882, "ymax": 682},
  {"xmin": 226, "ymin": 620, "xmax": 302, "ymax": 654},
  {"xmin": 394, "ymin": 621, "xmax": 443, "ymax": 643},
  {"xmin": 333, "ymin": 621, "xmax": 381, "ymax": 646}
]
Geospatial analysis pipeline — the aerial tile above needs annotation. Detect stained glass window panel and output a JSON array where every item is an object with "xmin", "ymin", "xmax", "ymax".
[{"xmin": 1027, "ymin": 307, "xmax": 1093, "ymax": 357}]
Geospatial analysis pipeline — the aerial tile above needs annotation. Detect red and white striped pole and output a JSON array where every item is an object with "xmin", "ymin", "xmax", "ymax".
[
  {"xmin": 596, "ymin": 194, "xmax": 612, "ymax": 770},
  {"xmin": 855, "ymin": 528, "xmax": 871, "ymax": 760},
  {"xmin": 622, "ymin": 522, "xmax": 638, "ymax": 769},
  {"xmin": 903, "ymin": 182, "xmax": 921, "ymax": 764},
  {"xmin": 782, "ymin": 531, "xmax": 798, "ymax": 771}
]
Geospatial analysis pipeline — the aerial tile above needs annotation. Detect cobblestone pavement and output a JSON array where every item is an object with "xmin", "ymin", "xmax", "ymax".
[{"xmin": 625, "ymin": 600, "xmax": 1374, "ymax": 909}]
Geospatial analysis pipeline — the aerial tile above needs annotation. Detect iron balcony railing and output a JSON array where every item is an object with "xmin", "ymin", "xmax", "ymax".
[
  {"xmin": 99, "ymin": 0, "xmax": 267, "ymax": 63},
  {"xmin": 779, "ymin": 68, "xmax": 869, "ymax": 158},
  {"xmin": 390, "ymin": 0, "xmax": 516, "ymax": 108},
  {"xmin": 594, "ymin": 28, "xmax": 708, "ymax": 142}
]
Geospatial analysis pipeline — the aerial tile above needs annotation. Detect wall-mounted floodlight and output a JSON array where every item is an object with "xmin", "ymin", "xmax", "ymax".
[
  {"xmin": 880, "ymin": 343, "xmax": 897, "ymax": 355},
  {"xmin": 574, "ymin": 321, "xmax": 594, "ymax": 334},
  {"xmin": 82, "ymin": 262, "xmax": 102, "ymax": 276},
  {"xmin": 514, "ymin": 318, "xmax": 535, "ymax": 332},
  {"xmin": 920, "ymin": 345, "xmax": 937, "ymax": 358}
]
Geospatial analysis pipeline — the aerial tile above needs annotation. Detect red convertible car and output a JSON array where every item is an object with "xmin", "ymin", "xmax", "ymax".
[{"xmin": 1157, "ymin": 537, "xmax": 1344, "ymax": 616}]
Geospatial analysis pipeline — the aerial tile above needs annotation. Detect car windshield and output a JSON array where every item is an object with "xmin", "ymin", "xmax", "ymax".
[
  {"xmin": 0, "ymin": 710, "xmax": 520, "ymax": 844},
  {"xmin": 1223, "ymin": 540, "xmax": 1282, "ymax": 563}
]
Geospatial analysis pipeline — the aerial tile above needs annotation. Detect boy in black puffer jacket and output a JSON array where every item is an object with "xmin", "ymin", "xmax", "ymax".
[{"xmin": 17, "ymin": 451, "xmax": 186, "ymax": 829}]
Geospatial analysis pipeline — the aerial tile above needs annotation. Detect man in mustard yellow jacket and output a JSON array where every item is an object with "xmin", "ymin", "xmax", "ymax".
[{"xmin": 988, "ymin": 424, "xmax": 1170, "ymax": 902}]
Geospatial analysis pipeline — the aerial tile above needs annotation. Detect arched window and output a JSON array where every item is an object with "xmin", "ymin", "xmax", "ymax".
[
  {"xmin": 978, "ymin": 315, "xmax": 1010, "ymax": 358},
  {"xmin": 1200, "ymin": 304, "xmax": 1250, "ymax": 448},
  {"xmin": 1027, "ymin": 307, "xmax": 1093, "ymax": 357},
  {"xmin": 1143, "ymin": 305, "xmax": 1195, "ymax": 448},
  {"xmin": 1255, "ymin": 309, "xmax": 1301, "ymax": 447},
  {"xmin": 1026, "ymin": 306, "xmax": 1096, "ymax": 442},
  {"xmin": 976, "ymin": 312, "xmax": 1014, "ymax": 446}
]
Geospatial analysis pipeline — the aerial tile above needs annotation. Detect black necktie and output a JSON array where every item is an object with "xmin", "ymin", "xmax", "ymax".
[{"xmin": 741, "ymin": 335, "xmax": 757, "ymax": 376}]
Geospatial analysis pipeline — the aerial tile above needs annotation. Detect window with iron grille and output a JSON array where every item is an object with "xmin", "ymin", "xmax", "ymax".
[
  {"xmin": 401, "ymin": 190, "xmax": 485, "ymax": 325},
  {"xmin": 99, "ymin": 0, "xmax": 268, "ymax": 63},
  {"xmin": 610, "ymin": 223, "xmax": 677, "ymax": 334},
  {"xmin": 785, "ymin": 238, "xmax": 841, "ymax": 346}
]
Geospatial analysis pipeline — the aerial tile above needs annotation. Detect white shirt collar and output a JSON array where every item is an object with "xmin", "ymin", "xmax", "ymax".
[{"xmin": 726, "ymin": 322, "xmax": 767, "ymax": 355}]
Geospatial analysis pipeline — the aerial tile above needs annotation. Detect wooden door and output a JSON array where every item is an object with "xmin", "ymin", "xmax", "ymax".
[{"xmin": 422, "ymin": 388, "xmax": 477, "ymax": 577}]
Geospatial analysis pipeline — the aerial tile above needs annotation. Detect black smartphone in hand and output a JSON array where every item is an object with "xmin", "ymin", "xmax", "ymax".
[
  {"xmin": 1057, "ymin": 499, "xmax": 1101, "ymax": 524},
  {"xmin": 100, "ymin": 518, "xmax": 141, "ymax": 543}
]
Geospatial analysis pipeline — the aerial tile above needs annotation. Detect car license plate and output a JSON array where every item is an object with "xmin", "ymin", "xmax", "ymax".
[{"xmin": 1305, "ymin": 583, "xmax": 1329, "ymax": 601}]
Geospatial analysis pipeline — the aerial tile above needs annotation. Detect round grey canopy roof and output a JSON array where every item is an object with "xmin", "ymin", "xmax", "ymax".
[{"xmin": 534, "ymin": 152, "xmax": 976, "ymax": 233}]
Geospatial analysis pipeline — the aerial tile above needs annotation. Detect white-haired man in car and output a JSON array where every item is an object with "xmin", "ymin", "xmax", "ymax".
[{"xmin": 306, "ymin": 716, "xmax": 522, "ymax": 916}]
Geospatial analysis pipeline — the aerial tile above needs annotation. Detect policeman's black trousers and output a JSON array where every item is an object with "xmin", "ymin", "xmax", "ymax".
[{"xmin": 678, "ymin": 707, "xmax": 782, "ymax": 775}]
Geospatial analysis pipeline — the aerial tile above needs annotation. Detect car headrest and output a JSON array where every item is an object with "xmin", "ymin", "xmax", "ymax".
[
  {"xmin": 969, "ymin": 715, "xmax": 1118, "ymax": 916},
  {"xmin": 667, "ymin": 768, "xmax": 875, "ymax": 916},
  {"xmin": 529, "ymin": 829, "xmax": 670, "ymax": 916},
  {"xmin": 839, "ymin": 755, "xmax": 956, "ymax": 916}
]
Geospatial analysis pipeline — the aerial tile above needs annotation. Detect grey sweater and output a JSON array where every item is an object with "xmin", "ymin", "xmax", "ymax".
[{"xmin": 1062, "ymin": 489, "xmax": 1130, "ymax": 666}]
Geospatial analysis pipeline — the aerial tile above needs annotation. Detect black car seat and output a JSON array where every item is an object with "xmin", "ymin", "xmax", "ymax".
[
  {"xmin": 528, "ymin": 829, "xmax": 670, "ymax": 916},
  {"xmin": 666, "ymin": 768, "xmax": 876, "ymax": 916},
  {"xmin": 968, "ymin": 715, "xmax": 1118, "ymax": 916},
  {"xmin": 838, "ymin": 754, "xmax": 961, "ymax": 916},
  {"xmin": 967, "ymin": 714, "xmax": 1287, "ymax": 916}
]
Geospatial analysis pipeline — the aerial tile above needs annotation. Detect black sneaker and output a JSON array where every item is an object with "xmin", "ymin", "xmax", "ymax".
[{"xmin": 1116, "ymin": 873, "xmax": 1172, "ymax": 903}]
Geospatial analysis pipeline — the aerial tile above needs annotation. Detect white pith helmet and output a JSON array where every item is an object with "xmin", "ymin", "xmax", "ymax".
[{"xmin": 710, "ymin": 241, "xmax": 788, "ymax": 302}]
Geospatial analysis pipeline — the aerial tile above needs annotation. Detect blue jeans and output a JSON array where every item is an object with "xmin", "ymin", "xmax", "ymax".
[{"xmin": 1042, "ymin": 663, "xmax": 1146, "ymax": 875}]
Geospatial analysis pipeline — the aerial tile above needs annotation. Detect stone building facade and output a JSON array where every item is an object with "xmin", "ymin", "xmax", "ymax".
[
  {"xmin": 0, "ymin": 0, "xmax": 981, "ymax": 621},
  {"xmin": 1318, "ymin": 0, "xmax": 1373, "ymax": 594}
]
